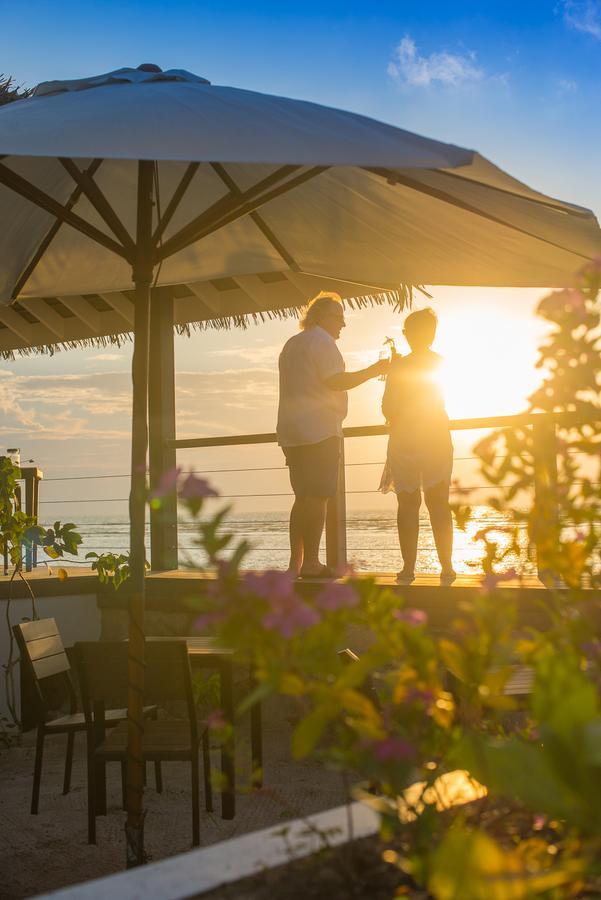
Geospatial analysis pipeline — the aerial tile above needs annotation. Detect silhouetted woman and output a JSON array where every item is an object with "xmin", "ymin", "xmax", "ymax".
[{"xmin": 379, "ymin": 308, "xmax": 455, "ymax": 586}]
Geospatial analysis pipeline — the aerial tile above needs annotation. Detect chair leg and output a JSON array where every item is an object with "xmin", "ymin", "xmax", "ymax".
[
  {"xmin": 31, "ymin": 727, "xmax": 45, "ymax": 814},
  {"xmin": 121, "ymin": 761, "xmax": 127, "ymax": 810},
  {"xmin": 87, "ymin": 753, "xmax": 97, "ymax": 844},
  {"xmin": 63, "ymin": 731, "xmax": 75, "ymax": 795},
  {"xmin": 202, "ymin": 730, "xmax": 213, "ymax": 813},
  {"xmin": 191, "ymin": 754, "xmax": 200, "ymax": 847},
  {"xmin": 154, "ymin": 761, "xmax": 163, "ymax": 794}
]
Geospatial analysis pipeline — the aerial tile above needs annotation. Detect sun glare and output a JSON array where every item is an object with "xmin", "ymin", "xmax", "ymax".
[{"xmin": 434, "ymin": 305, "xmax": 547, "ymax": 419}]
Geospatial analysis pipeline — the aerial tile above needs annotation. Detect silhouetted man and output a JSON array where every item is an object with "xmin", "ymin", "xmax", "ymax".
[{"xmin": 277, "ymin": 292, "xmax": 388, "ymax": 578}]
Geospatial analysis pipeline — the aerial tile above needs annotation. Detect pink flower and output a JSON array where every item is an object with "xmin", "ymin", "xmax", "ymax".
[
  {"xmin": 150, "ymin": 466, "xmax": 181, "ymax": 499},
  {"xmin": 243, "ymin": 570, "xmax": 295, "ymax": 602},
  {"xmin": 315, "ymin": 582, "xmax": 359, "ymax": 611},
  {"xmin": 394, "ymin": 608, "xmax": 427, "ymax": 626},
  {"xmin": 262, "ymin": 594, "xmax": 321, "ymax": 639},
  {"xmin": 207, "ymin": 709, "xmax": 228, "ymax": 730},
  {"xmin": 179, "ymin": 473, "xmax": 219, "ymax": 500},
  {"xmin": 372, "ymin": 736, "xmax": 414, "ymax": 763},
  {"xmin": 480, "ymin": 567, "xmax": 517, "ymax": 594},
  {"xmin": 194, "ymin": 610, "xmax": 225, "ymax": 631}
]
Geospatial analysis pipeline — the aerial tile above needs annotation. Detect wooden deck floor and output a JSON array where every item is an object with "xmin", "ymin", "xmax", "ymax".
[{"xmin": 2, "ymin": 567, "xmax": 597, "ymax": 631}]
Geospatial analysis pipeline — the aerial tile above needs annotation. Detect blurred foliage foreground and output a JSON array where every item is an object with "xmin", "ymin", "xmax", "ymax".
[{"xmin": 162, "ymin": 260, "xmax": 601, "ymax": 899}]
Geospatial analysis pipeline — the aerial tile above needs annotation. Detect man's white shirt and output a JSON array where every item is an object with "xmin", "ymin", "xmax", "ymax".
[{"xmin": 277, "ymin": 326, "xmax": 348, "ymax": 447}]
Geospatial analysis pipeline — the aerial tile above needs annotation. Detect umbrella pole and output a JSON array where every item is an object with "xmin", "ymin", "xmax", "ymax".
[{"xmin": 126, "ymin": 159, "xmax": 155, "ymax": 868}]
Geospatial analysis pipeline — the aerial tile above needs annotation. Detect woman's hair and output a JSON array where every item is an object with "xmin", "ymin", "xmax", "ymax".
[
  {"xmin": 299, "ymin": 291, "xmax": 343, "ymax": 330},
  {"xmin": 403, "ymin": 307, "xmax": 438, "ymax": 349}
]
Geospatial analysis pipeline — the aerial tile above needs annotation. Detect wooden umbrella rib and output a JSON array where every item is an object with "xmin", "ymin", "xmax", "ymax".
[
  {"xmin": 366, "ymin": 166, "xmax": 593, "ymax": 261},
  {"xmin": 157, "ymin": 164, "xmax": 303, "ymax": 260},
  {"xmin": 153, "ymin": 162, "xmax": 200, "ymax": 245},
  {"xmin": 159, "ymin": 165, "xmax": 328, "ymax": 261},
  {"xmin": 10, "ymin": 159, "xmax": 104, "ymax": 300},
  {"xmin": 0, "ymin": 161, "xmax": 130, "ymax": 261},
  {"xmin": 58, "ymin": 157, "xmax": 136, "ymax": 257},
  {"xmin": 431, "ymin": 167, "xmax": 593, "ymax": 219},
  {"xmin": 210, "ymin": 163, "xmax": 301, "ymax": 271}
]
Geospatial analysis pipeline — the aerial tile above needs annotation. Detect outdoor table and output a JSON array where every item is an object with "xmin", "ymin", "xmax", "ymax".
[{"xmin": 147, "ymin": 636, "xmax": 263, "ymax": 820}]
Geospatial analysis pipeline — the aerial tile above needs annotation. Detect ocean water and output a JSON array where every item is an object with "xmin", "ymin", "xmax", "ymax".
[{"xmin": 53, "ymin": 506, "xmax": 531, "ymax": 575}]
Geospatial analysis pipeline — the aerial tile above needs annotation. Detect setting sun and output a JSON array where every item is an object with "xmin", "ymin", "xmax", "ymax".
[{"xmin": 434, "ymin": 302, "xmax": 548, "ymax": 419}]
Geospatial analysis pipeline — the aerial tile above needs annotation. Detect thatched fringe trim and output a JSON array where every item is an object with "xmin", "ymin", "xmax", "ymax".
[{"xmin": 1, "ymin": 285, "xmax": 429, "ymax": 359}]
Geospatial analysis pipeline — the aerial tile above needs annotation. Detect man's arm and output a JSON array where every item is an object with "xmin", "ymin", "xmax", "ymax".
[{"xmin": 325, "ymin": 359, "xmax": 389, "ymax": 391}]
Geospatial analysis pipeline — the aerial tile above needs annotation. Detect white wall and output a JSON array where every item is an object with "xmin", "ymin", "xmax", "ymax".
[{"xmin": 0, "ymin": 593, "xmax": 100, "ymax": 725}]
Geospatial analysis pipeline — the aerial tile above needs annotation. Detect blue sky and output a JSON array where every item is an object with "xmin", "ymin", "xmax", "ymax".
[
  {"xmin": 3, "ymin": 0, "xmax": 600, "ymax": 210},
  {"xmin": 1, "ymin": 0, "xmax": 600, "ymax": 516}
]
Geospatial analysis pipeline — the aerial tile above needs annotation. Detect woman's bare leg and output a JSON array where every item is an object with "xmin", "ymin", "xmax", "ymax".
[
  {"xmin": 424, "ymin": 481, "xmax": 453, "ymax": 573},
  {"xmin": 396, "ymin": 490, "xmax": 421, "ymax": 575}
]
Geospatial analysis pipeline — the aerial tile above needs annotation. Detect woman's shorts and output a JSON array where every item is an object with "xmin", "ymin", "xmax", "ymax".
[{"xmin": 283, "ymin": 437, "xmax": 341, "ymax": 499}]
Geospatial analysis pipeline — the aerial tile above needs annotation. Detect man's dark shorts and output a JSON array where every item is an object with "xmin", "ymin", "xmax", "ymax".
[{"xmin": 283, "ymin": 437, "xmax": 341, "ymax": 499}]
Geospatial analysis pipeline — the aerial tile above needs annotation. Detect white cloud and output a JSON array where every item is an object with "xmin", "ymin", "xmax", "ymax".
[
  {"xmin": 388, "ymin": 35, "xmax": 484, "ymax": 89},
  {"xmin": 556, "ymin": 77, "xmax": 579, "ymax": 95},
  {"xmin": 562, "ymin": 1, "xmax": 601, "ymax": 38}
]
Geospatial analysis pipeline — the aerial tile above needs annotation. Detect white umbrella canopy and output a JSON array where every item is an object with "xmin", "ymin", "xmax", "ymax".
[
  {"xmin": 0, "ymin": 65, "xmax": 599, "ymax": 317},
  {"xmin": 1, "ymin": 64, "xmax": 600, "ymax": 866}
]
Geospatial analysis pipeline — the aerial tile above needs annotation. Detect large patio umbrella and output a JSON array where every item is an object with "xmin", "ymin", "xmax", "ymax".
[{"xmin": 0, "ymin": 64, "xmax": 599, "ymax": 865}]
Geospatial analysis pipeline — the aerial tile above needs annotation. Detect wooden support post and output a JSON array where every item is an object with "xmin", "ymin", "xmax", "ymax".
[
  {"xmin": 148, "ymin": 286, "xmax": 178, "ymax": 571},
  {"xmin": 326, "ymin": 439, "xmax": 347, "ymax": 572},
  {"xmin": 532, "ymin": 418, "xmax": 559, "ymax": 579},
  {"xmin": 22, "ymin": 467, "xmax": 43, "ymax": 572}
]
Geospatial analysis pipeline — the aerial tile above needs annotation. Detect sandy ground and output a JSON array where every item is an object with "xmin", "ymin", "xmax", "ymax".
[{"xmin": 0, "ymin": 697, "xmax": 349, "ymax": 899}]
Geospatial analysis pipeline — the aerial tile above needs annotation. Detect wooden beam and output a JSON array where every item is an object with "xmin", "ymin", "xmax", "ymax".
[
  {"xmin": 98, "ymin": 292, "xmax": 135, "ymax": 326},
  {"xmin": 210, "ymin": 163, "xmax": 302, "ymax": 271},
  {"xmin": 19, "ymin": 298, "xmax": 65, "ymax": 339},
  {"xmin": 148, "ymin": 286, "xmax": 178, "ymax": 571},
  {"xmin": 58, "ymin": 158, "xmax": 136, "ymax": 257},
  {"xmin": 160, "ymin": 167, "xmax": 328, "ymax": 261},
  {"xmin": 158, "ymin": 165, "xmax": 304, "ymax": 260},
  {"xmin": 57, "ymin": 295, "xmax": 101, "ymax": 334},
  {"xmin": 0, "ymin": 161, "xmax": 131, "ymax": 262},
  {"xmin": 185, "ymin": 282, "xmax": 222, "ymax": 316},
  {"xmin": 11, "ymin": 160, "xmax": 104, "ymax": 300},
  {"xmin": 0, "ymin": 307, "xmax": 40, "ymax": 343},
  {"xmin": 366, "ymin": 166, "xmax": 592, "ymax": 261},
  {"xmin": 153, "ymin": 162, "xmax": 200, "ymax": 244}
]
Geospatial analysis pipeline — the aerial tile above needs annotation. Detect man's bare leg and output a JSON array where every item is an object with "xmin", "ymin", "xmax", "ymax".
[
  {"xmin": 396, "ymin": 490, "xmax": 421, "ymax": 578},
  {"xmin": 287, "ymin": 498, "xmax": 304, "ymax": 576},
  {"xmin": 424, "ymin": 481, "xmax": 454, "ymax": 578},
  {"xmin": 299, "ymin": 497, "xmax": 328, "ymax": 576}
]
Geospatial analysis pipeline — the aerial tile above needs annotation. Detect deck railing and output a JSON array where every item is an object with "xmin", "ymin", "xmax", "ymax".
[
  {"xmin": 24, "ymin": 410, "xmax": 594, "ymax": 574},
  {"xmin": 168, "ymin": 411, "xmax": 575, "ymax": 574}
]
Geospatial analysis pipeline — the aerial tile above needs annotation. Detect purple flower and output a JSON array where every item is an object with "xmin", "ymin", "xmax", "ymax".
[
  {"xmin": 242, "ymin": 570, "xmax": 295, "ymax": 601},
  {"xmin": 207, "ymin": 709, "xmax": 228, "ymax": 730},
  {"xmin": 394, "ymin": 607, "xmax": 427, "ymax": 626},
  {"xmin": 179, "ymin": 473, "xmax": 219, "ymax": 500},
  {"xmin": 194, "ymin": 610, "xmax": 225, "ymax": 631},
  {"xmin": 150, "ymin": 466, "xmax": 181, "ymax": 499},
  {"xmin": 315, "ymin": 582, "xmax": 359, "ymax": 611},
  {"xmin": 372, "ymin": 736, "xmax": 415, "ymax": 763},
  {"xmin": 262, "ymin": 594, "xmax": 321, "ymax": 639}
]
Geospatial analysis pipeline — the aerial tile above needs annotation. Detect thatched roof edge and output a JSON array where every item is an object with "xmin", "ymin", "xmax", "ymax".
[{"xmin": 0, "ymin": 286, "xmax": 426, "ymax": 360}]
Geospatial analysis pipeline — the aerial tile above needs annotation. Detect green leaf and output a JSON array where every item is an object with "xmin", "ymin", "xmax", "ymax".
[{"xmin": 291, "ymin": 707, "xmax": 333, "ymax": 758}]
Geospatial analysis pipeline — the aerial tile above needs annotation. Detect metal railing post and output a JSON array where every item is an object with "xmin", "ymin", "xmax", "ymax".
[{"xmin": 325, "ymin": 438, "xmax": 347, "ymax": 572}]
